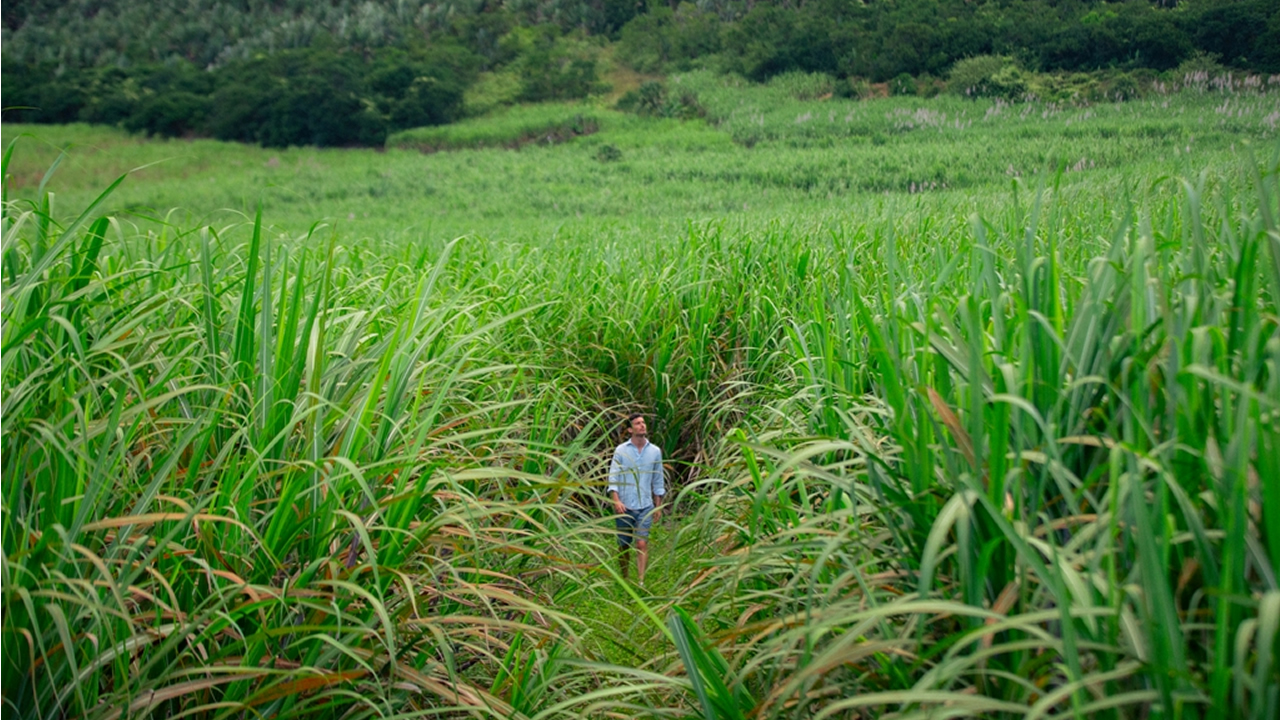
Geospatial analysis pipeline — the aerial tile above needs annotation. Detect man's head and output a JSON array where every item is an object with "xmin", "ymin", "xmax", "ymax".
[{"xmin": 625, "ymin": 413, "xmax": 647, "ymax": 439}]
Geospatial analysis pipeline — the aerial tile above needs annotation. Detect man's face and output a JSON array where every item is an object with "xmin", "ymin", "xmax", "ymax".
[{"xmin": 629, "ymin": 416, "xmax": 647, "ymax": 438}]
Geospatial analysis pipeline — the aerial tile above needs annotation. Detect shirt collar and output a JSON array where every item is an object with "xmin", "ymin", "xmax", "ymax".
[{"xmin": 629, "ymin": 437, "xmax": 649, "ymax": 453}]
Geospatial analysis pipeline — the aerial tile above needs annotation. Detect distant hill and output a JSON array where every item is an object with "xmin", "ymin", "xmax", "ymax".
[
  {"xmin": 4, "ymin": 0, "xmax": 1278, "ymax": 146},
  {"xmin": 0, "ymin": 0, "xmax": 640, "ymax": 68},
  {"xmin": 5, "ymin": 1, "xmax": 1278, "ymax": 76}
]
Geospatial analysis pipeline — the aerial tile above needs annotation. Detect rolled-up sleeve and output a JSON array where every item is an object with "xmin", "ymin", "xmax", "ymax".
[
  {"xmin": 652, "ymin": 449, "xmax": 665, "ymax": 497},
  {"xmin": 607, "ymin": 450, "xmax": 622, "ymax": 495}
]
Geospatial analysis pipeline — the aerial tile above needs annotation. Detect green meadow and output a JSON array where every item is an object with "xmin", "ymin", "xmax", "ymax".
[{"xmin": 4, "ymin": 79, "xmax": 1280, "ymax": 719}]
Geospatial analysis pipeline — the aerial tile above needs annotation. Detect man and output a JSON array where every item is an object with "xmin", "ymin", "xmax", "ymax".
[{"xmin": 607, "ymin": 413, "xmax": 665, "ymax": 585}]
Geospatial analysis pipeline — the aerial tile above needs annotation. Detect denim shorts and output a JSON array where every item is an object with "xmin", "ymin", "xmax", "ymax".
[{"xmin": 615, "ymin": 506, "xmax": 654, "ymax": 547}]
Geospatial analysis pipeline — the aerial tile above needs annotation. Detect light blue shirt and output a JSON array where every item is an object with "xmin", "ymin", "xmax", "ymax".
[{"xmin": 608, "ymin": 439, "xmax": 664, "ymax": 510}]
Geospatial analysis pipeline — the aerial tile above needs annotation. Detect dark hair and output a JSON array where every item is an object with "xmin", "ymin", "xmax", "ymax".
[{"xmin": 624, "ymin": 413, "xmax": 644, "ymax": 431}]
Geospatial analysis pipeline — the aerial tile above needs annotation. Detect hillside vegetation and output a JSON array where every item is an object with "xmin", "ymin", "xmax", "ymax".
[
  {"xmin": 4, "ymin": 0, "xmax": 1280, "ymax": 146},
  {"xmin": 4, "ymin": 79, "xmax": 1280, "ymax": 718}
]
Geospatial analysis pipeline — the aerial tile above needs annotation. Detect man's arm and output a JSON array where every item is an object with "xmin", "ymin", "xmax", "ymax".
[
  {"xmin": 651, "ymin": 449, "xmax": 665, "ymax": 516},
  {"xmin": 607, "ymin": 451, "xmax": 626, "ymax": 514}
]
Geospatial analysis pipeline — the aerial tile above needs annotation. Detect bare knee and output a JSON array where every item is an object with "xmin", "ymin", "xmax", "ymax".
[{"xmin": 636, "ymin": 539, "xmax": 648, "ymax": 552}]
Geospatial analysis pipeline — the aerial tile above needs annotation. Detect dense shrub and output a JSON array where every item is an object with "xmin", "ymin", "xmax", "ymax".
[
  {"xmin": 719, "ymin": 3, "xmax": 843, "ymax": 81},
  {"xmin": 889, "ymin": 73, "xmax": 917, "ymax": 97},
  {"xmin": 1106, "ymin": 72, "xmax": 1141, "ymax": 101},
  {"xmin": 916, "ymin": 74, "xmax": 943, "ymax": 98},
  {"xmin": 1176, "ymin": 50, "xmax": 1230, "ymax": 77},
  {"xmin": 585, "ymin": 0, "xmax": 646, "ymax": 38},
  {"xmin": 1128, "ymin": 11, "xmax": 1193, "ymax": 70},
  {"xmin": 616, "ymin": 4, "xmax": 722, "ymax": 74},
  {"xmin": 767, "ymin": 71, "xmax": 838, "ymax": 100},
  {"xmin": 840, "ymin": 77, "xmax": 874, "ymax": 100},
  {"xmin": 1255, "ymin": 12, "xmax": 1280, "ymax": 73},
  {"xmin": 947, "ymin": 55, "xmax": 1027, "ymax": 98},
  {"xmin": 1192, "ymin": 0, "xmax": 1277, "ymax": 68},
  {"xmin": 594, "ymin": 143, "xmax": 623, "ymax": 162},
  {"xmin": 123, "ymin": 92, "xmax": 209, "ymax": 137},
  {"xmin": 368, "ymin": 48, "xmax": 473, "ymax": 128},
  {"xmin": 496, "ymin": 26, "xmax": 608, "ymax": 103},
  {"xmin": 462, "ymin": 71, "xmax": 524, "ymax": 116},
  {"xmin": 204, "ymin": 51, "xmax": 386, "ymax": 147},
  {"xmin": 616, "ymin": 81, "xmax": 667, "ymax": 116},
  {"xmin": 615, "ymin": 80, "xmax": 704, "ymax": 119},
  {"xmin": 2, "ymin": 46, "xmax": 471, "ymax": 147}
]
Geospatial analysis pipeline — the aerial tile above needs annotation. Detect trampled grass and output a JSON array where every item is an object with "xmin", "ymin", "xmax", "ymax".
[{"xmin": 4, "ymin": 84, "xmax": 1279, "ymax": 719}]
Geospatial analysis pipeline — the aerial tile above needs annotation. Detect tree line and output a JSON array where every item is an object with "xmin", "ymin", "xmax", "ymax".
[
  {"xmin": 4, "ymin": 0, "xmax": 1278, "ymax": 147},
  {"xmin": 3, "ymin": 26, "xmax": 605, "ymax": 147},
  {"xmin": 621, "ymin": 0, "xmax": 1280, "ymax": 80}
]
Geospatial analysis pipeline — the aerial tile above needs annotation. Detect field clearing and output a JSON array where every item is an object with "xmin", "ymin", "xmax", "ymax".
[{"xmin": 4, "ymin": 85, "xmax": 1280, "ymax": 719}]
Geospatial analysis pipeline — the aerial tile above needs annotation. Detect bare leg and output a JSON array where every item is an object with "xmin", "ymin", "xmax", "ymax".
[
  {"xmin": 618, "ymin": 545, "xmax": 629, "ymax": 581},
  {"xmin": 636, "ymin": 539, "xmax": 648, "ymax": 585}
]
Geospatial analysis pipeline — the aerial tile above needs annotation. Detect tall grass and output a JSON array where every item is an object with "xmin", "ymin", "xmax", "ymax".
[
  {"xmin": 7, "ymin": 88, "xmax": 1277, "ymax": 243},
  {"xmin": 4, "ymin": 92, "xmax": 1279, "ymax": 718},
  {"xmin": 666, "ymin": 158, "xmax": 1280, "ymax": 718},
  {"xmin": 0, "ymin": 152, "xmax": 641, "ymax": 717},
  {"xmin": 386, "ymin": 104, "xmax": 603, "ymax": 152}
]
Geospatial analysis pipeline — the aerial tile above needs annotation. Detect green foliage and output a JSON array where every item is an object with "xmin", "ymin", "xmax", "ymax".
[
  {"xmin": 5, "ymin": 1, "xmax": 1280, "ymax": 87},
  {"xmin": 122, "ymin": 92, "xmax": 209, "ymax": 137},
  {"xmin": 1042, "ymin": 1, "xmax": 1193, "ymax": 71},
  {"xmin": 948, "ymin": 55, "xmax": 1028, "ymax": 99},
  {"xmin": 616, "ymin": 81, "xmax": 665, "ymax": 115},
  {"xmin": 842, "ymin": 76, "xmax": 874, "ymax": 100},
  {"xmin": 1192, "ymin": 0, "xmax": 1280, "ymax": 70},
  {"xmin": 208, "ymin": 49, "xmax": 388, "ymax": 147},
  {"xmin": 2, "ymin": 0, "xmax": 615, "ymax": 68},
  {"xmin": 1023, "ymin": 71, "xmax": 1105, "ymax": 103},
  {"xmin": 916, "ymin": 73, "xmax": 944, "ymax": 98},
  {"xmin": 2, "ymin": 46, "xmax": 473, "ymax": 146},
  {"xmin": 615, "ymin": 80, "xmax": 705, "ymax": 120},
  {"xmin": 463, "ymin": 70, "xmax": 525, "ymax": 117},
  {"xmin": 616, "ymin": 3, "xmax": 723, "ymax": 74},
  {"xmin": 8, "ymin": 0, "xmax": 1280, "ymax": 147},
  {"xmin": 680, "ymin": 153, "xmax": 1280, "ymax": 712},
  {"xmin": 595, "ymin": 143, "xmax": 623, "ymax": 162},
  {"xmin": 618, "ymin": 0, "xmax": 1280, "ymax": 82},
  {"xmin": 766, "ymin": 71, "xmax": 838, "ymax": 100},
  {"xmin": 889, "ymin": 72, "xmax": 917, "ymax": 97},
  {"xmin": 4, "ymin": 83, "xmax": 1280, "ymax": 718},
  {"xmin": 717, "ymin": 2, "xmax": 838, "ymax": 81},
  {"xmin": 669, "ymin": 606, "xmax": 755, "ymax": 720},
  {"xmin": 386, "ymin": 102, "xmax": 601, "ymax": 151},
  {"xmin": 1177, "ymin": 50, "xmax": 1230, "ymax": 77},
  {"xmin": 499, "ymin": 26, "xmax": 609, "ymax": 103}
]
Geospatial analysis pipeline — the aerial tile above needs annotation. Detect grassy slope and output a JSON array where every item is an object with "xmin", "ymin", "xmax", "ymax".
[
  {"xmin": 8, "ymin": 81, "xmax": 1274, "ymax": 238},
  {"xmin": 4, "ymin": 83, "xmax": 1280, "ymax": 718}
]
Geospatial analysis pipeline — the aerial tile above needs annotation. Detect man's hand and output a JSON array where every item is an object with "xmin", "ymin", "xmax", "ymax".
[
  {"xmin": 613, "ymin": 499, "xmax": 626, "ymax": 515},
  {"xmin": 652, "ymin": 505, "xmax": 662, "ymax": 521}
]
